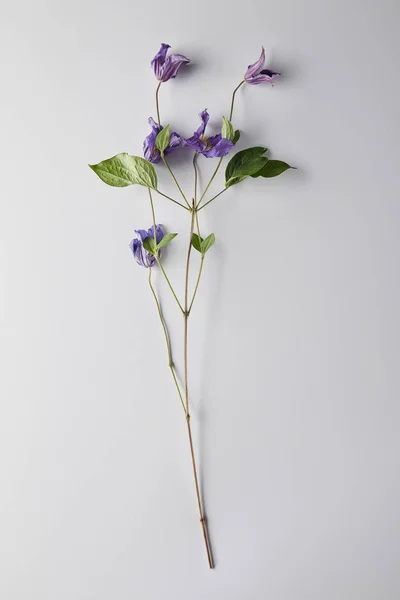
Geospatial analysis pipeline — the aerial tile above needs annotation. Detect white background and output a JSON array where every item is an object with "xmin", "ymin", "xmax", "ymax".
[{"xmin": 1, "ymin": 0, "xmax": 399, "ymax": 598}]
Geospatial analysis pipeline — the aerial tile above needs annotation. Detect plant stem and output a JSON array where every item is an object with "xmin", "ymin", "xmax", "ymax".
[
  {"xmin": 148, "ymin": 269, "xmax": 186, "ymax": 414},
  {"xmin": 155, "ymin": 82, "xmax": 161, "ymax": 126},
  {"xmin": 196, "ymin": 81, "xmax": 244, "ymax": 209},
  {"xmin": 162, "ymin": 156, "xmax": 191, "ymax": 209},
  {"xmin": 197, "ymin": 188, "xmax": 227, "ymax": 211},
  {"xmin": 148, "ymin": 188, "xmax": 157, "ymax": 246},
  {"xmin": 183, "ymin": 205, "xmax": 214, "ymax": 568},
  {"xmin": 155, "ymin": 189, "xmax": 189, "ymax": 211},
  {"xmin": 188, "ymin": 256, "xmax": 204, "ymax": 314},
  {"xmin": 229, "ymin": 80, "xmax": 245, "ymax": 120},
  {"xmin": 196, "ymin": 157, "xmax": 223, "ymax": 208},
  {"xmin": 156, "ymin": 259, "xmax": 184, "ymax": 315}
]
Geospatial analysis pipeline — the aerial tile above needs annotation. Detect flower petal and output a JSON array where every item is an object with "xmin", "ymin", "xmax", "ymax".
[
  {"xmin": 246, "ymin": 70, "xmax": 280, "ymax": 85},
  {"xmin": 148, "ymin": 225, "xmax": 164, "ymax": 245},
  {"xmin": 182, "ymin": 134, "xmax": 207, "ymax": 153},
  {"xmin": 244, "ymin": 47, "xmax": 265, "ymax": 80},
  {"xmin": 164, "ymin": 131, "xmax": 181, "ymax": 156},
  {"xmin": 151, "ymin": 43, "xmax": 170, "ymax": 79},
  {"xmin": 160, "ymin": 53, "xmax": 190, "ymax": 82},
  {"xmin": 143, "ymin": 117, "xmax": 162, "ymax": 163},
  {"xmin": 196, "ymin": 109, "xmax": 209, "ymax": 136},
  {"xmin": 134, "ymin": 229, "xmax": 149, "ymax": 242},
  {"xmin": 203, "ymin": 137, "xmax": 234, "ymax": 158}
]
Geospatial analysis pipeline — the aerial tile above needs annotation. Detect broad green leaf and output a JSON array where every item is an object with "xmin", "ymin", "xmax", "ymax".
[
  {"xmin": 251, "ymin": 159, "xmax": 294, "ymax": 178},
  {"xmin": 202, "ymin": 233, "xmax": 215, "ymax": 254},
  {"xmin": 89, "ymin": 153, "xmax": 157, "ymax": 189},
  {"xmin": 157, "ymin": 232, "xmax": 177, "ymax": 249},
  {"xmin": 225, "ymin": 175, "xmax": 248, "ymax": 188},
  {"xmin": 143, "ymin": 236, "xmax": 156, "ymax": 254},
  {"xmin": 222, "ymin": 117, "xmax": 235, "ymax": 141},
  {"xmin": 232, "ymin": 129, "xmax": 240, "ymax": 144},
  {"xmin": 191, "ymin": 233, "xmax": 203, "ymax": 253},
  {"xmin": 155, "ymin": 125, "xmax": 170, "ymax": 154},
  {"xmin": 225, "ymin": 147, "xmax": 268, "ymax": 187}
]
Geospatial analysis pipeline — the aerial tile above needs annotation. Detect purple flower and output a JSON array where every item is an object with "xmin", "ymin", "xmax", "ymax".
[
  {"xmin": 130, "ymin": 225, "xmax": 164, "ymax": 268},
  {"xmin": 182, "ymin": 110, "xmax": 234, "ymax": 158},
  {"xmin": 151, "ymin": 43, "xmax": 190, "ymax": 82},
  {"xmin": 143, "ymin": 117, "xmax": 181, "ymax": 164},
  {"xmin": 244, "ymin": 47, "xmax": 280, "ymax": 85}
]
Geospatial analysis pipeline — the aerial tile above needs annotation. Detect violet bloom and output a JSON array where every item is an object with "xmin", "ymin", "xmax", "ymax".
[
  {"xmin": 244, "ymin": 47, "xmax": 280, "ymax": 85},
  {"xmin": 130, "ymin": 225, "xmax": 164, "ymax": 268},
  {"xmin": 143, "ymin": 117, "xmax": 181, "ymax": 164},
  {"xmin": 182, "ymin": 110, "xmax": 234, "ymax": 158},
  {"xmin": 151, "ymin": 43, "xmax": 190, "ymax": 82}
]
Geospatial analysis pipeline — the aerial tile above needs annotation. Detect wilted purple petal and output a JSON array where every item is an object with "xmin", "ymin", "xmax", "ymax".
[
  {"xmin": 245, "ymin": 47, "xmax": 265, "ymax": 80},
  {"xmin": 244, "ymin": 47, "xmax": 280, "ymax": 85},
  {"xmin": 161, "ymin": 54, "xmax": 190, "ymax": 81},
  {"xmin": 151, "ymin": 43, "xmax": 170, "ymax": 79},
  {"xmin": 164, "ymin": 131, "xmax": 181, "ymax": 156},
  {"xmin": 196, "ymin": 109, "xmax": 210, "ymax": 136},
  {"xmin": 246, "ymin": 71, "xmax": 280, "ymax": 85},
  {"xmin": 130, "ymin": 225, "xmax": 164, "ymax": 268},
  {"xmin": 151, "ymin": 43, "xmax": 189, "ymax": 82},
  {"xmin": 134, "ymin": 229, "xmax": 150, "ymax": 242},
  {"xmin": 143, "ymin": 118, "xmax": 181, "ymax": 164},
  {"xmin": 182, "ymin": 134, "xmax": 206, "ymax": 153},
  {"xmin": 148, "ymin": 225, "xmax": 164, "ymax": 245},
  {"xmin": 203, "ymin": 137, "xmax": 234, "ymax": 158}
]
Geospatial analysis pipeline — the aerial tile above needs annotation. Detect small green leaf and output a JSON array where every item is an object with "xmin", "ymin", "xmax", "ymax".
[
  {"xmin": 89, "ymin": 153, "xmax": 157, "ymax": 189},
  {"xmin": 202, "ymin": 233, "xmax": 215, "ymax": 254},
  {"xmin": 155, "ymin": 125, "xmax": 170, "ymax": 154},
  {"xmin": 251, "ymin": 159, "xmax": 294, "ymax": 178},
  {"xmin": 157, "ymin": 232, "xmax": 177, "ymax": 249},
  {"xmin": 232, "ymin": 129, "xmax": 240, "ymax": 144},
  {"xmin": 143, "ymin": 236, "xmax": 156, "ymax": 254},
  {"xmin": 225, "ymin": 147, "xmax": 268, "ymax": 187},
  {"xmin": 191, "ymin": 233, "xmax": 203, "ymax": 253},
  {"xmin": 222, "ymin": 117, "xmax": 235, "ymax": 142}
]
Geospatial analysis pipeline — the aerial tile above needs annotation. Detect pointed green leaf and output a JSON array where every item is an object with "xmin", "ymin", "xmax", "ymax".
[
  {"xmin": 225, "ymin": 147, "xmax": 268, "ymax": 187},
  {"xmin": 202, "ymin": 233, "xmax": 215, "ymax": 254},
  {"xmin": 251, "ymin": 159, "xmax": 294, "ymax": 178},
  {"xmin": 155, "ymin": 125, "xmax": 171, "ymax": 154},
  {"xmin": 191, "ymin": 233, "xmax": 203, "ymax": 253},
  {"xmin": 222, "ymin": 117, "xmax": 235, "ymax": 142},
  {"xmin": 143, "ymin": 236, "xmax": 157, "ymax": 254},
  {"xmin": 157, "ymin": 232, "xmax": 178, "ymax": 250},
  {"xmin": 232, "ymin": 129, "xmax": 240, "ymax": 144},
  {"xmin": 89, "ymin": 153, "xmax": 158, "ymax": 189}
]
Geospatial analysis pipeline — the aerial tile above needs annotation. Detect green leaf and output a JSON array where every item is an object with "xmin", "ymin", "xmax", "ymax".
[
  {"xmin": 222, "ymin": 117, "xmax": 235, "ymax": 142},
  {"xmin": 143, "ymin": 236, "xmax": 156, "ymax": 254},
  {"xmin": 191, "ymin": 233, "xmax": 203, "ymax": 253},
  {"xmin": 89, "ymin": 153, "xmax": 157, "ymax": 189},
  {"xmin": 202, "ymin": 233, "xmax": 215, "ymax": 254},
  {"xmin": 251, "ymin": 159, "xmax": 294, "ymax": 178},
  {"xmin": 155, "ymin": 125, "xmax": 170, "ymax": 154},
  {"xmin": 157, "ymin": 232, "xmax": 177, "ymax": 249},
  {"xmin": 232, "ymin": 129, "xmax": 240, "ymax": 144},
  {"xmin": 225, "ymin": 147, "xmax": 268, "ymax": 187}
]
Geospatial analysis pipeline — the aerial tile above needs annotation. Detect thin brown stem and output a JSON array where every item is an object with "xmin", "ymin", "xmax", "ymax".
[
  {"xmin": 183, "ymin": 205, "xmax": 214, "ymax": 568},
  {"xmin": 155, "ymin": 82, "xmax": 161, "ymax": 126},
  {"xmin": 229, "ymin": 80, "xmax": 245, "ymax": 120},
  {"xmin": 148, "ymin": 269, "xmax": 186, "ymax": 414},
  {"xmin": 198, "ymin": 188, "xmax": 227, "ymax": 211},
  {"xmin": 162, "ymin": 156, "xmax": 191, "ymax": 208},
  {"xmin": 155, "ymin": 189, "xmax": 190, "ymax": 211}
]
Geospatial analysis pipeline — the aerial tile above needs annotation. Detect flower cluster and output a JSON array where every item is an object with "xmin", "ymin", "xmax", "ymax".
[{"xmin": 142, "ymin": 44, "xmax": 280, "ymax": 167}]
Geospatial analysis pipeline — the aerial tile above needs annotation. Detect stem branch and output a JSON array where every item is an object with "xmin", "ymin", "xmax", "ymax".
[{"xmin": 148, "ymin": 269, "xmax": 186, "ymax": 414}]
